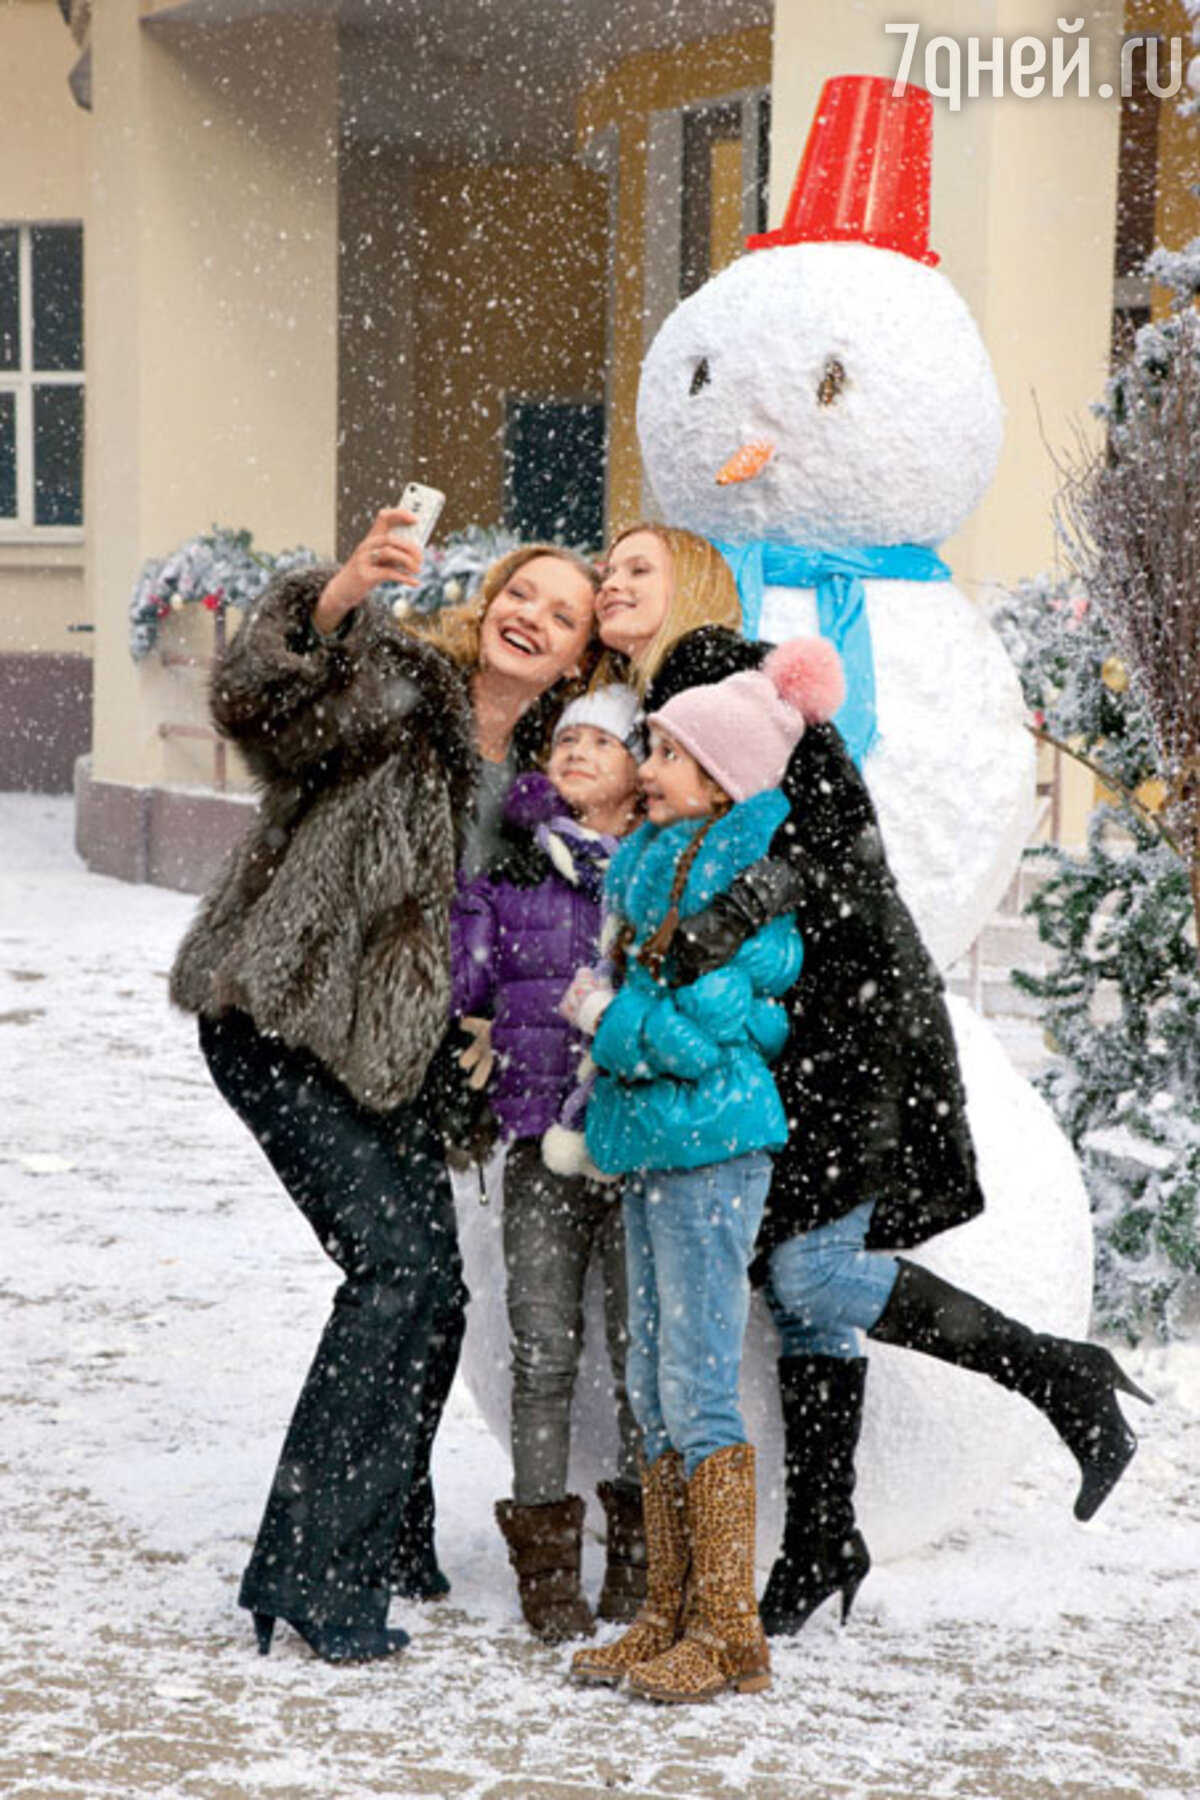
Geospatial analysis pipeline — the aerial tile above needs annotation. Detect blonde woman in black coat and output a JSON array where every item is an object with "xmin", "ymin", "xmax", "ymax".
[
  {"xmin": 172, "ymin": 510, "xmax": 598, "ymax": 1663},
  {"xmin": 589, "ymin": 524, "xmax": 1150, "ymax": 1654}
]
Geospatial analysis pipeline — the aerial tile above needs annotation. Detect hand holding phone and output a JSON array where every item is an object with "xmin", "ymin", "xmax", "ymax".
[{"xmin": 314, "ymin": 493, "xmax": 440, "ymax": 634}]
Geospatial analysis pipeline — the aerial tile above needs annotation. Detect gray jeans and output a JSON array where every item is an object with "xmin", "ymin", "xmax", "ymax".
[{"xmin": 503, "ymin": 1138, "xmax": 641, "ymax": 1505}]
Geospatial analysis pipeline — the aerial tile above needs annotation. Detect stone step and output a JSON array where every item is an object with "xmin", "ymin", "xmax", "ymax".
[
  {"xmin": 987, "ymin": 1014, "xmax": 1054, "ymax": 1078},
  {"xmin": 944, "ymin": 849, "xmax": 1059, "ymax": 1023},
  {"xmin": 970, "ymin": 912, "xmax": 1049, "ymax": 969},
  {"xmin": 945, "ymin": 967, "xmax": 1049, "ymax": 1019},
  {"xmin": 995, "ymin": 855, "xmax": 1054, "ymax": 917}
]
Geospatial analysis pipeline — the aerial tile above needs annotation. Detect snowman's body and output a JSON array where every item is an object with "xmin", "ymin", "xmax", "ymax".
[{"xmin": 453, "ymin": 998, "xmax": 1093, "ymax": 1565}]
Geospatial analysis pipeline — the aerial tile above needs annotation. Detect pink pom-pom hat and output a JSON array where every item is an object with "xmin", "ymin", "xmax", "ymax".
[{"xmin": 647, "ymin": 637, "xmax": 845, "ymax": 803}]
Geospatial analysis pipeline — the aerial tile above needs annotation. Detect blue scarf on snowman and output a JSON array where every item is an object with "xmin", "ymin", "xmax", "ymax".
[{"xmin": 711, "ymin": 539, "xmax": 950, "ymax": 768}]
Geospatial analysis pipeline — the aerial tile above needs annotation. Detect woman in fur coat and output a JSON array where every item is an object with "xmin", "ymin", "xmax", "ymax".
[
  {"xmin": 170, "ymin": 507, "xmax": 598, "ymax": 1663},
  {"xmin": 589, "ymin": 523, "xmax": 1150, "ymax": 1642}
]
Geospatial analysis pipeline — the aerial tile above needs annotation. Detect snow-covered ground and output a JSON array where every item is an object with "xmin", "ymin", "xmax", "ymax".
[{"xmin": 2, "ymin": 793, "xmax": 1198, "ymax": 1800}]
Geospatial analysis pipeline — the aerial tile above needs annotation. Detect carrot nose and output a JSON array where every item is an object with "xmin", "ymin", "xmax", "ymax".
[{"xmin": 715, "ymin": 439, "xmax": 775, "ymax": 485}]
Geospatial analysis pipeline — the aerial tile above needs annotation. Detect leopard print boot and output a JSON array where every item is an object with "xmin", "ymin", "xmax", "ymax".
[
  {"xmin": 627, "ymin": 1442, "xmax": 770, "ymax": 1703},
  {"xmin": 570, "ymin": 1450, "xmax": 687, "ymax": 1686}
]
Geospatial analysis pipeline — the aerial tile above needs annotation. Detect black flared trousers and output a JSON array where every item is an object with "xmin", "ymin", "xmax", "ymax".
[{"xmin": 200, "ymin": 1010, "xmax": 467, "ymax": 1631}]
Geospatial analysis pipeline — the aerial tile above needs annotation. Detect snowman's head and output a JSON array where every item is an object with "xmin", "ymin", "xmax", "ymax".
[{"xmin": 637, "ymin": 241, "xmax": 1003, "ymax": 550}]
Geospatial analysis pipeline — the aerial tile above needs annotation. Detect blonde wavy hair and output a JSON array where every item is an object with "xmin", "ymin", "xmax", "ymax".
[
  {"xmin": 403, "ymin": 542, "xmax": 601, "ymax": 672},
  {"xmin": 399, "ymin": 543, "xmax": 602, "ymax": 765},
  {"xmin": 594, "ymin": 523, "xmax": 743, "ymax": 693}
]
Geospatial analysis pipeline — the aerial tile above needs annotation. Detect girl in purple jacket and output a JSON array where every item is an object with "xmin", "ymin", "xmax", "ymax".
[{"xmin": 450, "ymin": 686, "xmax": 645, "ymax": 1645}]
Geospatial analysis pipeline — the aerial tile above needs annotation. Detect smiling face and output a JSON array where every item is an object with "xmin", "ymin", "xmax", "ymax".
[
  {"xmin": 547, "ymin": 724, "xmax": 641, "ymax": 831},
  {"xmin": 478, "ymin": 554, "xmax": 596, "ymax": 694},
  {"xmin": 596, "ymin": 530, "xmax": 674, "ymax": 662},
  {"xmin": 636, "ymin": 240, "xmax": 1003, "ymax": 549},
  {"xmin": 639, "ymin": 728, "xmax": 725, "ymax": 826}
]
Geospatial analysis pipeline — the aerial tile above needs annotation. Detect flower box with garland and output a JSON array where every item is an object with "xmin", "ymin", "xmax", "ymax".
[
  {"xmin": 128, "ymin": 526, "xmax": 322, "ymax": 661},
  {"xmin": 126, "ymin": 522, "xmax": 539, "ymax": 792}
]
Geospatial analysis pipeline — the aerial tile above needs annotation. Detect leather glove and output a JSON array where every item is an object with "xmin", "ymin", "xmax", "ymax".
[
  {"xmin": 671, "ymin": 856, "xmax": 806, "ymax": 986},
  {"xmin": 457, "ymin": 1016, "xmax": 495, "ymax": 1091}
]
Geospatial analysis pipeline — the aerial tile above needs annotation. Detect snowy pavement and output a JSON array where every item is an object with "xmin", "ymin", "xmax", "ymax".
[{"xmin": 2, "ymin": 792, "xmax": 1199, "ymax": 1800}]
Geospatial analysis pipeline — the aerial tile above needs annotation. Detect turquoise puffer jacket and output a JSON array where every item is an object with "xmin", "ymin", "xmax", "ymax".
[{"xmin": 586, "ymin": 789, "xmax": 804, "ymax": 1177}]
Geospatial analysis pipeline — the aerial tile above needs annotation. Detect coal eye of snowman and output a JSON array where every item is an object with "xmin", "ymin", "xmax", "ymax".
[
  {"xmin": 689, "ymin": 357, "xmax": 711, "ymax": 397},
  {"xmin": 817, "ymin": 358, "xmax": 846, "ymax": 406}
]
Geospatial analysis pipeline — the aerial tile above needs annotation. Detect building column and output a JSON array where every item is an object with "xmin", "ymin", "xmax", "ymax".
[{"xmin": 79, "ymin": 3, "xmax": 339, "ymax": 885}]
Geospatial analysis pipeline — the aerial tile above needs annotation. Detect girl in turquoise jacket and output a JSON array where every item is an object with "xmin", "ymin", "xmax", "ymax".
[
  {"xmin": 584, "ymin": 791, "xmax": 799, "ymax": 1176},
  {"xmin": 568, "ymin": 636, "xmax": 845, "ymax": 1707}
]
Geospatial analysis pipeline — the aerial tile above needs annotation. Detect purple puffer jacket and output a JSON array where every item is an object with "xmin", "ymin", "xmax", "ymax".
[{"xmin": 450, "ymin": 773, "xmax": 616, "ymax": 1141}]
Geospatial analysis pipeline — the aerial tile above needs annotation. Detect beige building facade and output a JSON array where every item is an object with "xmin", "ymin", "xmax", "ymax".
[
  {"xmin": 2, "ymin": 0, "xmax": 1196, "ymax": 884},
  {"xmin": 0, "ymin": 0, "xmax": 91, "ymax": 788}
]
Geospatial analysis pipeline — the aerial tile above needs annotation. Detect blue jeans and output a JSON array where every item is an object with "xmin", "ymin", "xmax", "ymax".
[
  {"xmin": 765, "ymin": 1201, "xmax": 899, "ymax": 1359},
  {"xmin": 622, "ymin": 1152, "xmax": 771, "ymax": 1479}
]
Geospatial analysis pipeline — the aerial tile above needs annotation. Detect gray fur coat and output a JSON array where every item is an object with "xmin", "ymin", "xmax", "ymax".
[{"xmin": 170, "ymin": 568, "xmax": 478, "ymax": 1112}]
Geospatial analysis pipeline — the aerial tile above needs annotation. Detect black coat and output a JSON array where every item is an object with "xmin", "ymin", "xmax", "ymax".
[{"xmin": 647, "ymin": 628, "xmax": 985, "ymax": 1260}]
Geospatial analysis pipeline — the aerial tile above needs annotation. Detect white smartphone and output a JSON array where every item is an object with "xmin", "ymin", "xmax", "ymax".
[{"xmin": 390, "ymin": 481, "xmax": 446, "ymax": 549}]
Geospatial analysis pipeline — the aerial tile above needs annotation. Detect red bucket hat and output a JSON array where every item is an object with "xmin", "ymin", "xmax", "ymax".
[{"xmin": 747, "ymin": 74, "xmax": 939, "ymax": 267}]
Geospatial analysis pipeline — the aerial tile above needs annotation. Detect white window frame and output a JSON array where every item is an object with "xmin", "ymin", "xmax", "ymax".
[{"xmin": 0, "ymin": 222, "xmax": 86, "ymax": 544}]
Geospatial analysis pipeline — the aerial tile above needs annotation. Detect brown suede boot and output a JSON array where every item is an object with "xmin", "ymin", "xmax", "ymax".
[
  {"xmin": 595, "ymin": 1480, "xmax": 647, "ymax": 1623},
  {"xmin": 495, "ymin": 1496, "xmax": 595, "ymax": 1644},
  {"xmin": 571, "ymin": 1450, "xmax": 687, "ymax": 1686},
  {"xmin": 627, "ymin": 1443, "xmax": 770, "ymax": 1703}
]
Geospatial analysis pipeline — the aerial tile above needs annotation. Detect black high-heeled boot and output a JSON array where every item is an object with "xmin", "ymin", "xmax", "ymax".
[
  {"xmin": 252, "ymin": 1611, "xmax": 409, "ymax": 1663},
  {"xmin": 868, "ymin": 1259, "xmax": 1154, "ymax": 1521},
  {"xmin": 759, "ymin": 1355, "xmax": 871, "ymax": 1637}
]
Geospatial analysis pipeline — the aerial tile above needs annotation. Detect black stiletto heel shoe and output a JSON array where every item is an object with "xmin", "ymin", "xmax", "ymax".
[
  {"xmin": 249, "ymin": 1610, "xmax": 409, "ymax": 1663},
  {"xmin": 762, "ymin": 1356, "xmax": 872, "ymax": 1639},
  {"xmin": 761, "ymin": 1527, "xmax": 872, "ymax": 1637},
  {"xmin": 1069, "ymin": 1348, "xmax": 1155, "ymax": 1522},
  {"xmin": 1107, "ymin": 1354, "xmax": 1154, "ymax": 1408},
  {"xmin": 869, "ymin": 1261, "xmax": 1157, "ymax": 1523}
]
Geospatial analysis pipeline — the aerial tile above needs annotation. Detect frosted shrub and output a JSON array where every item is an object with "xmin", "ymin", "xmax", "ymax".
[{"xmin": 993, "ymin": 305, "xmax": 1200, "ymax": 1341}]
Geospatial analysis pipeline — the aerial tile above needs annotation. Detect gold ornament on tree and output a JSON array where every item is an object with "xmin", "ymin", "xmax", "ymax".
[
  {"xmin": 1134, "ymin": 777, "xmax": 1169, "ymax": 814},
  {"xmin": 1101, "ymin": 655, "xmax": 1129, "ymax": 693}
]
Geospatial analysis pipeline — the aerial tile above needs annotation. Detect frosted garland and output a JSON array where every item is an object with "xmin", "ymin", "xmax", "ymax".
[
  {"xmin": 993, "ymin": 322, "xmax": 1200, "ymax": 1339},
  {"xmin": 128, "ymin": 527, "xmax": 320, "ymax": 660}
]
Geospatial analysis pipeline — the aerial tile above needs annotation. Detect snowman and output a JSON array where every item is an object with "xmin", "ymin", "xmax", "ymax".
[
  {"xmin": 454, "ymin": 79, "xmax": 1097, "ymax": 1569},
  {"xmin": 638, "ymin": 76, "xmax": 1033, "ymax": 974}
]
